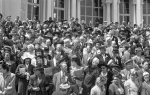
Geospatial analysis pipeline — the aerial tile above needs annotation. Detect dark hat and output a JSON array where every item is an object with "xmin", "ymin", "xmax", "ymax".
[
  {"xmin": 44, "ymin": 47, "xmax": 49, "ymax": 52},
  {"xmin": 99, "ymin": 63, "xmax": 109, "ymax": 68},
  {"xmin": 34, "ymin": 64, "xmax": 44, "ymax": 71},
  {"xmin": 145, "ymin": 55, "xmax": 150, "ymax": 59},
  {"xmin": 3, "ymin": 46, "xmax": 12, "ymax": 52},
  {"xmin": 74, "ymin": 76, "xmax": 83, "ymax": 81},
  {"xmin": 53, "ymin": 32, "xmax": 61, "ymax": 36},
  {"xmin": 35, "ymin": 48, "xmax": 43, "ymax": 53},
  {"xmin": 110, "ymin": 63, "xmax": 120, "ymax": 68},
  {"xmin": 99, "ymin": 45, "xmax": 106, "ymax": 49},
  {"xmin": 124, "ymin": 59, "xmax": 133, "ymax": 65}
]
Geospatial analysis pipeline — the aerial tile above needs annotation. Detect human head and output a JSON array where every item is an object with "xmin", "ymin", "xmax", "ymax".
[
  {"xmin": 113, "ymin": 74, "xmax": 122, "ymax": 85},
  {"xmin": 96, "ymin": 76, "xmax": 107, "ymax": 87},
  {"xmin": 130, "ymin": 69, "xmax": 138, "ymax": 80},
  {"xmin": 60, "ymin": 61, "xmax": 67, "ymax": 72},
  {"xmin": 92, "ymin": 57, "xmax": 99, "ymax": 67},
  {"xmin": 27, "ymin": 44, "xmax": 34, "ymax": 53},
  {"xmin": 24, "ymin": 58, "xmax": 31, "ymax": 65},
  {"xmin": 143, "ymin": 72, "xmax": 150, "ymax": 82},
  {"xmin": 0, "ymin": 62, "xmax": 9, "ymax": 74},
  {"xmin": 142, "ymin": 61, "xmax": 149, "ymax": 70},
  {"xmin": 71, "ymin": 57, "xmax": 82, "ymax": 67}
]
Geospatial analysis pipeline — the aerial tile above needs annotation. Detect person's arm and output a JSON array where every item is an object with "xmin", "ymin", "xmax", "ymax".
[
  {"xmin": 124, "ymin": 81, "xmax": 129, "ymax": 95},
  {"xmin": 15, "ymin": 64, "xmax": 26, "ymax": 79},
  {"xmin": 3, "ymin": 74, "xmax": 16, "ymax": 95},
  {"xmin": 90, "ymin": 87, "xmax": 96, "ymax": 95},
  {"xmin": 109, "ymin": 84, "xmax": 115, "ymax": 95},
  {"xmin": 52, "ymin": 73, "xmax": 57, "ymax": 89}
]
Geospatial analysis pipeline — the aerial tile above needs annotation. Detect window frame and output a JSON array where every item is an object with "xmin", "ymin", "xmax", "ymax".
[
  {"xmin": 54, "ymin": 0, "xmax": 65, "ymax": 21},
  {"xmin": 119, "ymin": 0, "xmax": 130, "ymax": 24},
  {"xmin": 27, "ymin": 0, "xmax": 40, "ymax": 20},
  {"xmin": 80, "ymin": 0, "xmax": 103, "ymax": 25}
]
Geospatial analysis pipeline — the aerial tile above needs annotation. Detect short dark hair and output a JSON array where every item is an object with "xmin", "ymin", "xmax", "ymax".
[
  {"xmin": 72, "ymin": 57, "xmax": 82, "ymax": 66},
  {"xmin": 113, "ymin": 74, "xmax": 122, "ymax": 79},
  {"xmin": 0, "ymin": 13, "xmax": 3, "ymax": 18},
  {"xmin": 1, "ymin": 62, "xmax": 9, "ymax": 72}
]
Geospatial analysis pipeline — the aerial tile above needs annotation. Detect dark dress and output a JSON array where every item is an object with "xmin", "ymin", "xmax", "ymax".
[
  {"xmin": 15, "ymin": 64, "xmax": 34, "ymax": 95},
  {"xmin": 83, "ymin": 67, "xmax": 100, "ymax": 95},
  {"xmin": 28, "ymin": 74, "xmax": 53, "ymax": 95}
]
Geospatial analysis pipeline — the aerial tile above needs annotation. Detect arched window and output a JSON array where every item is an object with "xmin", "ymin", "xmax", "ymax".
[
  {"xmin": 143, "ymin": 0, "xmax": 150, "ymax": 25},
  {"xmin": 81, "ymin": 0, "xmax": 103, "ymax": 25},
  {"xmin": 119, "ymin": 0, "xmax": 130, "ymax": 24},
  {"xmin": 53, "ymin": 0, "xmax": 65, "ymax": 21},
  {"xmin": 28, "ymin": 0, "xmax": 40, "ymax": 20}
]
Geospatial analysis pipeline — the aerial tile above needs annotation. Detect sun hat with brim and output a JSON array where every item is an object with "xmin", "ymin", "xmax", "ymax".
[
  {"xmin": 143, "ymin": 72, "xmax": 149, "ymax": 77},
  {"xmin": 124, "ymin": 59, "xmax": 133, "ymax": 65},
  {"xmin": 59, "ymin": 84, "xmax": 70, "ymax": 90},
  {"xmin": 135, "ymin": 47, "xmax": 142, "ymax": 51}
]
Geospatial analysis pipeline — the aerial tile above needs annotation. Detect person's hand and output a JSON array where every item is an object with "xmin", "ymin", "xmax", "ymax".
[
  {"xmin": 45, "ymin": 86, "xmax": 49, "ymax": 91},
  {"xmin": 33, "ymin": 87, "xmax": 40, "ymax": 91}
]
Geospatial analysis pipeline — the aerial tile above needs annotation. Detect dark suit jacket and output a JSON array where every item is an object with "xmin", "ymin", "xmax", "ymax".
[
  {"xmin": 49, "ymin": 58, "xmax": 60, "ymax": 75},
  {"xmin": 109, "ymin": 83, "xmax": 125, "ymax": 95},
  {"xmin": 96, "ymin": 53, "xmax": 111, "ymax": 64},
  {"xmin": 15, "ymin": 64, "xmax": 34, "ymax": 95},
  {"xmin": 68, "ymin": 84, "xmax": 87, "ymax": 95},
  {"xmin": 28, "ymin": 74, "xmax": 52, "ymax": 95}
]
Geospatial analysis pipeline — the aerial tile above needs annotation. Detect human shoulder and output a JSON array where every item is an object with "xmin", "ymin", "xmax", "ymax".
[
  {"xmin": 124, "ymin": 79, "xmax": 131, "ymax": 86},
  {"xmin": 30, "ymin": 74, "xmax": 36, "ymax": 79}
]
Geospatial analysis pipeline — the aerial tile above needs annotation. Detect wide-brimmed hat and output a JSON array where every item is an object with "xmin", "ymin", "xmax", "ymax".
[
  {"xmin": 34, "ymin": 64, "xmax": 44, "ymax": 71},
  {"xmin": 99, "ymin": 45, "xmax": 106, "ymax": 49},
  {"xmin": 124, "ymin": 59, "xmax": 133, "ymax": 65}
]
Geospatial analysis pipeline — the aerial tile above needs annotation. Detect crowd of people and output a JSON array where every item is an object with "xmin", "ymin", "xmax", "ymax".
[{"xmin": 0, "ymin": 13, "xmax": 150, "ymax": 95}]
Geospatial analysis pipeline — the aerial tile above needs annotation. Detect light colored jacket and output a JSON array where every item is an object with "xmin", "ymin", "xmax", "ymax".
[{"xmin": 0, "ymin": 72, "xmax": 16, "ymax": 95}]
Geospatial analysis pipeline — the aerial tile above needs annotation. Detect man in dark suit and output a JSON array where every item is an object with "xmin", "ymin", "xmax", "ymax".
[{"xmin": 95, "ymin": 45, "xmax": 111, "ymax": 65}]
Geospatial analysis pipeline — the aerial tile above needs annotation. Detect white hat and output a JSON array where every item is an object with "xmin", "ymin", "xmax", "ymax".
[{"xmin": 143, "ymin": 72, "xmax": 149, "ymax": 77}]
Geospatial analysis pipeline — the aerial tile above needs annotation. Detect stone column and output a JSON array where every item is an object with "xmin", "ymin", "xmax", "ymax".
[
  {"xmin": 77, "ymin": 0, "xmax": 81, "ymax": 22},
  {"xmin": 68, "ymin": 0, "xmax": 71, "ymax": 21},
  {"xmin": 102, "ymin": 0, "xmax": 106, "ymax": 21},
  {"xmin": 106, "ymin": 0, "xmax": 112, "ymax": 25},
  {"xmin": 136, "ymin": 0, "xmax": 142, "ymax": 25},
  {"xmin": 47, "ymin": 0, "xmax": 54, "ymax": 20},
  {"xmin": 71, "ymin": 0, "xmax": 77, "ymax": 18},
  {"xmin": 112, "ymin": 0, "xmax": 118, "ymax": 22},
  {"xmin": 0, "ymin": 0, "xmax": 2, "ymax": 14},
  {"xmin": 117, "ymin": 0, "xmax": 120, "ymax": 23},
  {"xmin": 132, "ymin": 0, "xmax": 136, "ymax": 24}
]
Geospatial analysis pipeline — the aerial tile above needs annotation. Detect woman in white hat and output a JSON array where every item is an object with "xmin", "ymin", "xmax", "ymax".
[{"xmin": 141, "ymin": 72, "xmax": 150, "ymax": 95}]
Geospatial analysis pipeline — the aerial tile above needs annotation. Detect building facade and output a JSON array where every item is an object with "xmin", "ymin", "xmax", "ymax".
[{"xmin": 0, "ymin": 0, "xmax": 149, "ymax": 26}]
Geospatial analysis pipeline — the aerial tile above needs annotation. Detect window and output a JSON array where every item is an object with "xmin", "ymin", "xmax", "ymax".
[
  {"xmin": 143, "ymin": 0, "xmax": 150, "ymax": 25},
  {"xmin": 81, "ymin": 0, "xmax": 103, "ymax": 25},
  {"xmin": 27, "ymin": 0, "xmax": 39, "ymax": 20},
  {"xmin": 54, "ymin": 0, "xmax": 65, "ymax": 21},
  {"xmin": 119, "ymin": 0, "xmax": 130, "ymax": 24}
]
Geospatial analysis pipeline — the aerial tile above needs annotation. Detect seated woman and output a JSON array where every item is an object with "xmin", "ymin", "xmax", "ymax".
[
  {"xmin": 28, "ymin": 64, "xmax": 53, "ymax": 95},
  {"xmin": 0, "ymin": 61, "xmax": 16, "ymax": 95}
]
